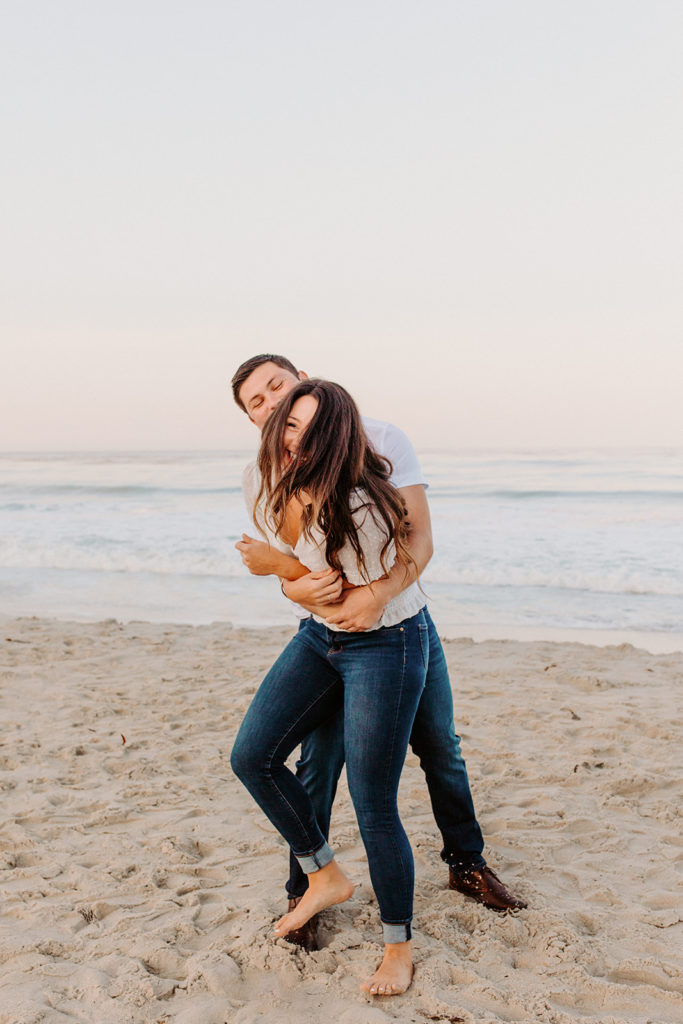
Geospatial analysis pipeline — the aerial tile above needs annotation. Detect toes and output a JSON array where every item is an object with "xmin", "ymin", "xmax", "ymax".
[
  {"xmin": 365, "ymin": 978, "xmax": 407, "ymax": 996},
  {"xmin": 363, "ymin": 974, "xmax": 408, "ymax": 996}
]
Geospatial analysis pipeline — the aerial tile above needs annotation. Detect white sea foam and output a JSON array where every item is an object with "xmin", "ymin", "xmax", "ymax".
[
  {"xmin": 1, "ymin": 538, "xmax": 681, "ymax": 597},
  {"xmin": 1, "ymin": 448, "xmax": 682, "ymax": 631}
]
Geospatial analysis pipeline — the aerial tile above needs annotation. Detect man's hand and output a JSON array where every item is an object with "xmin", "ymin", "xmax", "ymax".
[
  {"xmin": 323, "ymin": 585, "xmax": 386, "ymax": 632},
  {"xmin": 282, "ymin": 570, "xmax": 343, "ymax": 606},
  {"xmin": 235, "ymin": 534, "xmax": 303, "ymax": 578}
]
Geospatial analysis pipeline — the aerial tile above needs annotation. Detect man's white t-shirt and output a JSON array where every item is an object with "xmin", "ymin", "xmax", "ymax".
[
  {"xmin": 242, "ymin": 416, "xmax": 427, "ymax": 620},
  {"xmin": 360, "ymin": 417, "xmax": 428, "ymax": 491}
]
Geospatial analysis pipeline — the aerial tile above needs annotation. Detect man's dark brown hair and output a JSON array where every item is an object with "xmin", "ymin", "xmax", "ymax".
[{"xmin": 231, "ymin": 354, "xmax": 299, "ymax": 412}]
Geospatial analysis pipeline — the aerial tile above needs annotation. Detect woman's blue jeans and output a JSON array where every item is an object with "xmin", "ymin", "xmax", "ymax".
[
  {"xmin": 286, "ymin": 607, "xmax": 486, "ymax": 898},
  {"xmin": 230, "ymin": 610, "xmax": 428, "ymax": 943}
]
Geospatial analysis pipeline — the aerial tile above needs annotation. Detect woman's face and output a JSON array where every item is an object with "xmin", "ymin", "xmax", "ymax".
[{"xmin": 283, "ymin": 394, "xmax": 318, "ymax": 464}]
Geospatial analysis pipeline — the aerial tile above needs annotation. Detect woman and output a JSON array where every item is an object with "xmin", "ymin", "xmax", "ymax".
[{"xmin": 230, "ymin": 380, "xmax": 428, "ymax": 996}]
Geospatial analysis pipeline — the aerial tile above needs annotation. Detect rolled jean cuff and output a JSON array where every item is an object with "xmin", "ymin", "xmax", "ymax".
[
  {"xmin": 295, "ymin": 840, "xmax": 334, "ymax": 875},
  {"xmin": 382, "ymin": 920, "xmax": 412, "ymax": 944}
]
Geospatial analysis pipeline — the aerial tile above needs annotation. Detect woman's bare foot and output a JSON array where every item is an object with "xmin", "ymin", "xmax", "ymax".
[
  {"xmin": 274, "ymin": 860, "xmax": 353, "ymax": 937},
  {"xmin": 361, "ymin": 941, "xmax": 414, "ymax": 996}
]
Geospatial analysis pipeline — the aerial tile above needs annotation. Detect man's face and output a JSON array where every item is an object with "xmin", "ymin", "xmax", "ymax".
[{"xmin": 238, "ymin": 361, "xmax": 305, "ymax": 430}]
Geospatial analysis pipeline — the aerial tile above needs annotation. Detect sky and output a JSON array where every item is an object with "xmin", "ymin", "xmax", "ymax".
[{"xmin": 2, "ymin": 0, "xmax": 682, "ymax": 451}]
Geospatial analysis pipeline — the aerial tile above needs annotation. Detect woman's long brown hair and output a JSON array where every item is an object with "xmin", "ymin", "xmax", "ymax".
[{"xmin": 255, "ymin": 379, "xmax": 414, "ymax": 583}]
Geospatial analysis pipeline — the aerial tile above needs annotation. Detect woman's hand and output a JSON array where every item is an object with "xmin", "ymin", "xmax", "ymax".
[
  {"xmin": 282, "ymin": 569, "xmax": 343, "ymax": 606},
  {"xmin": 323, "ymin": 585, "xmax": 386, "ymax": 632},
  {"xmin": 236, "ymin": 534, "xmax": 301, "ymax": 577}
]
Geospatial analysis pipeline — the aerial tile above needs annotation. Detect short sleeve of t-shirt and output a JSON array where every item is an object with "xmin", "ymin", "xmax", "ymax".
[{"xmin": 361, "ymin": 417, "xmax": 427, "ymax": 490}]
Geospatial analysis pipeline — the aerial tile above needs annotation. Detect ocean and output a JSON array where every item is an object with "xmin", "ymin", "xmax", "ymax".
[{"xmin": 1, "ymin": 449, "xmax": 682, "ymax": 649}]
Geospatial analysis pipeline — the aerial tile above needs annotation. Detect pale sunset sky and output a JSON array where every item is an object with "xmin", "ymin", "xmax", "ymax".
[{"xmin": 3, "ymin": 1, "xmax": 682, "ymax": 451}]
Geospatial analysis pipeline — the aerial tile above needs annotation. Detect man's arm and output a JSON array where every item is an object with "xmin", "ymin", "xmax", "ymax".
[{"xmin": 323, "ymin": 484, "xmax": 433, "ymax": 631}]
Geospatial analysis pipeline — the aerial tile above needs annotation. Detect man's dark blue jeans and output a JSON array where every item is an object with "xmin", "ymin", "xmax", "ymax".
[
  {"xmin": 231, "ymin": 610, "xmax": 428, "ymax": 943},
  {"xmin": 286, "ymin": 606, "xmax": 486, "ymax": 899}
]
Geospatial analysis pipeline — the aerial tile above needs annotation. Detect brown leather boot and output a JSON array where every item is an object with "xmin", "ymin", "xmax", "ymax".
[
  {"xmin": 448, "ymin": 866, "xmax": 528, "ymax": 912},
  {"xmin": 281, "ymin": 896, "xmax": 319, "ymax": 951}
]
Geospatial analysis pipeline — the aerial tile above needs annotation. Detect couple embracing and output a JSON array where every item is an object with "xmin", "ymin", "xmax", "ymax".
[{"xmin": 229, "ymin": 355, "xmax": 526, "ymax": 997}]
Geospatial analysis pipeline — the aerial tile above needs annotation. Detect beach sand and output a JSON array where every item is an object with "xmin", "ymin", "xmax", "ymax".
[{"xmin": 1, "ymin": 617, "xmax": 681, "ymax": 1024}]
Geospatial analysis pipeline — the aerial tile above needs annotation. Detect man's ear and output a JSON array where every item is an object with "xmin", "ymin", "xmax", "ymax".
[{"xmin": 298, "ymin": 371, "xmax": 309, "ymax": 381}]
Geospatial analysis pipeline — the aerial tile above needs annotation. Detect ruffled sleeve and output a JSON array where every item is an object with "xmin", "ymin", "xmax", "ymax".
[
  {"xmin": 336, "ymin": 497, "xmax": 396, "ymax": 586},
  {"xmin": 293, "ymin": 490, "xmax": 397, "ymax": 583}
]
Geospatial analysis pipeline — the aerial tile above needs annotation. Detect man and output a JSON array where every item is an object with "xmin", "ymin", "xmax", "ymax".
[{"xmin": 231, "ymin": 354, "xmax": 527, "ymax": 949}]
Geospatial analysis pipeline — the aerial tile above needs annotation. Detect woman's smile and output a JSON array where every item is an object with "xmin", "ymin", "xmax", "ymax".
[{"xmin": 282, "ymin": 394, "xmax": 319, "ymax": 465}]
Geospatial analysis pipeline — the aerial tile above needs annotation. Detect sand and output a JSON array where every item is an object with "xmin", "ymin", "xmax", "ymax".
[{"xmin": 0, "ymin": 616, "xmax": 681, "ymax": 1024}]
